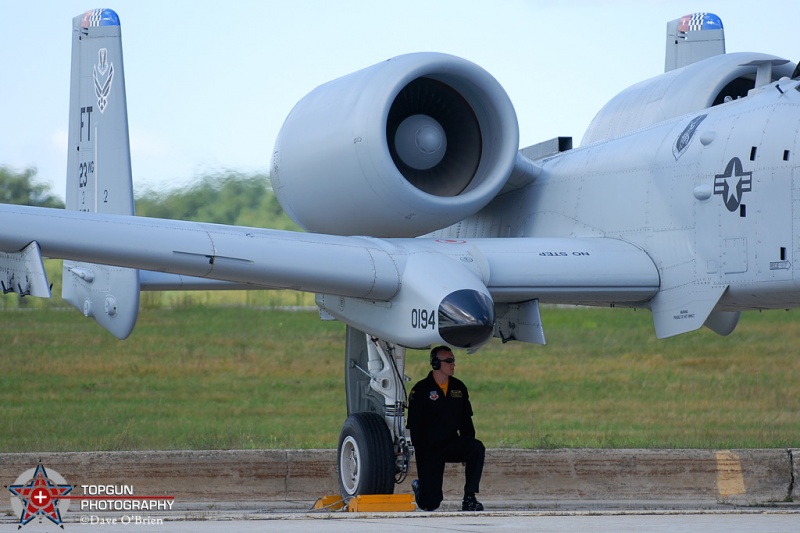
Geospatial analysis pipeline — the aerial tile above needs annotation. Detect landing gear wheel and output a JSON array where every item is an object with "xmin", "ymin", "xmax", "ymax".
[{"xmin": 336, "ymin": 412, "xmax": 395, "ymax": 497}]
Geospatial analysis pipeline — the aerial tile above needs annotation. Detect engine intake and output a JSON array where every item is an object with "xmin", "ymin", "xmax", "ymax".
[{"xmin": 271, "ymin": 53, "xmax": 519, "ymax": 237}]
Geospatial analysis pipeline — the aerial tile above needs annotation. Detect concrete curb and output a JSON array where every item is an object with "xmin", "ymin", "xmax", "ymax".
[{"xmin": 1, "ymin": 449, "xmax": 795, "ymax": 510}]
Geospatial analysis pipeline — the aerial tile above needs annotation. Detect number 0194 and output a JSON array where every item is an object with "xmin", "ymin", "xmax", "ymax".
[{"xmin": 411, "ymin": 308, "xmax": 436, "ymax": 329}]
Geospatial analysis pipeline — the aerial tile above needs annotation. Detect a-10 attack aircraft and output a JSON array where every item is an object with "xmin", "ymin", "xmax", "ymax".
[{"xmin": 0, "ymin": 9, "xmax": 797, "ymax": 497}]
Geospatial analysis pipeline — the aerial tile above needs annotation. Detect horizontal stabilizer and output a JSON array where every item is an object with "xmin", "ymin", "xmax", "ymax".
[
  {"xmin": 0, "ymin": 242, "xmax": 51, "ymax": 298},
  {"xmin": 63, "ymin": 261, "xmax": 139, "ymax": 339}
]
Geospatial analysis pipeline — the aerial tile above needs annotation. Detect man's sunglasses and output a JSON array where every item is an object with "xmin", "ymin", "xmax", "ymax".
[{"xmin": 437, "ymin": 357, "xmax": 455, "ymax": 364}]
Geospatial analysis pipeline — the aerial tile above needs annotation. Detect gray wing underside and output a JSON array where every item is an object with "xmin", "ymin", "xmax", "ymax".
[{"xmin": 0, "ymin": 204, "xmax": 658, "ymax": 305}]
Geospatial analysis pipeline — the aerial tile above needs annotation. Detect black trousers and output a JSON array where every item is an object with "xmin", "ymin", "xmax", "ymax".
[{"xmin": 414, "ymin": 436, "xmax": 485, "ymax": 511}]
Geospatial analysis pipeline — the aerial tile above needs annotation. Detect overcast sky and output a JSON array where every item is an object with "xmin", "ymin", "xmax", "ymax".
[{"xmin": 2, "ymin": 1, "xmax": 799, "ymax": 199}]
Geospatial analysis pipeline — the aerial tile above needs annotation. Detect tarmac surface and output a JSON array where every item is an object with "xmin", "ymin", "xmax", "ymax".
[
  {"xmin": 2, "ymin": 507, "xmax": 799, "ymax": 532},
  {"xmin": 2, "ymin": 449, "xmax": 798, "ymax": 530}
]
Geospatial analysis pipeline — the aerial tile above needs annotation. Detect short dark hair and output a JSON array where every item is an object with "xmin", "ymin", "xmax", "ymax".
[
  {"xmin": 430, "ymin": 345, "xmax": 452, "ymax": 358},
  {"xmin": 430, "ymin": 345, "xmax": 452, "ymax": 370}
]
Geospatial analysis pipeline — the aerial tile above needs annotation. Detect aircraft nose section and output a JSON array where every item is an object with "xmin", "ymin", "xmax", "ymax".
[{"xmin": 438, "ymin": 289, "xmax": 495, "ymax": 348}]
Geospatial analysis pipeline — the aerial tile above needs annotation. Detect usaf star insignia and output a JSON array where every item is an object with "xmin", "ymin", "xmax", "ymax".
[{"xmin": 714, "ymin": 157, "xmax": 752, "ymax": 212}]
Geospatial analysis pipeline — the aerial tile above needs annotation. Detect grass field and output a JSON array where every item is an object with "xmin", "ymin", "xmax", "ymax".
[{"xmin": 2, "ymin": 301, "xmax": 799, "ymax": 452}]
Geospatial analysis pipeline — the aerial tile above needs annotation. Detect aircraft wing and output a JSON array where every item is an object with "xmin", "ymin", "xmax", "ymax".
[
  {"xmin": 0, "ymin": 204, "xmax": 400, "ymax": 300},
  {"xmin": 0, "ymin": 9, "xmax": 667, "ymax": 348},
  {"xmin": 0, "ymin": 203, "xmax": 659, "ymax": 347}
]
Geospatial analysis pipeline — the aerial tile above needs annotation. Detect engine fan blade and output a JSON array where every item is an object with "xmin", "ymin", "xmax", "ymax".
[{"xmin": 387, "ymin": 77, "xmax": 482, "ymax": 196}]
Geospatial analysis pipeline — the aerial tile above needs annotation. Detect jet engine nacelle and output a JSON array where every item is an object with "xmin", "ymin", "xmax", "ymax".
[
  {"xmin": 582, "ymin": 52, "xmax": 796, "ymax": 145},
  {"xmin": 271, "ymin": 52, "xmax": 519, "ymax": 237}
]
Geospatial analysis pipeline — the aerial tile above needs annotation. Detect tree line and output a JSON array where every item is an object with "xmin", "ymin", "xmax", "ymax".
[
  {"xmin": 0, "ymin": 167, "xmax": 300, "ymax": 230},
  {"xmin": 0, "ymin": 167, "xmax": 64, "ymax": 208}
]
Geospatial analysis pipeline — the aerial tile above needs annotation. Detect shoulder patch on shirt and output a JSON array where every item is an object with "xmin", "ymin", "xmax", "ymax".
[
  {"xmin": 429, "ymin": 390, "xmax": 439, "ymax": 401},
  {"xmin": 451, "ymin": 389, "xmax": 463, "ymax": 398}
]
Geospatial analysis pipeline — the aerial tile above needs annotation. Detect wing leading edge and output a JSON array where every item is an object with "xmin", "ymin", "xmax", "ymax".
[
  {"xmin": 0, "ymin": 204, "xmax": 401, "ymax": 301},
  {"xmin": 0, "ymin": 204, "xmax": 659, "ymax": 303},
  {"xmin": 0, "ymin": 203, "xmax": 660, "ymax": 346}
]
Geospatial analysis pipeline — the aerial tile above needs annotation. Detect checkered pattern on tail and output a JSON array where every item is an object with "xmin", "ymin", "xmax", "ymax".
[{"xmin": 678, "ymin": 12, "xmax": 708, "ymax": 33}]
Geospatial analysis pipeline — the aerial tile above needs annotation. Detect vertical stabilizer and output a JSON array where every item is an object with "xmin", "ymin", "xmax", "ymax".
[
  {"xmin": 63, "ymin": 8, "xmax": 139, "ymax": 339},
  {"xmin": 665, "ymin": 13, "xmax": 725, "ymax": 72}
]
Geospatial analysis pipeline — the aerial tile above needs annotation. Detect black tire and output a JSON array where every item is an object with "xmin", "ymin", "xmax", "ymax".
[{"xmin": 336, "ymin": 412, "xmax": 395, "ymax": 497}]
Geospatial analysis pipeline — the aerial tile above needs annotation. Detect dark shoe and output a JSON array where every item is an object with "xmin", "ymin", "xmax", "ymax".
[
  {"xmin": 462, "ymin": 493, "xmax": 484, "ymax": 511},
  {"xmin": 412, "ymin": 480, "xmax": 435, "ymax": 511}
]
